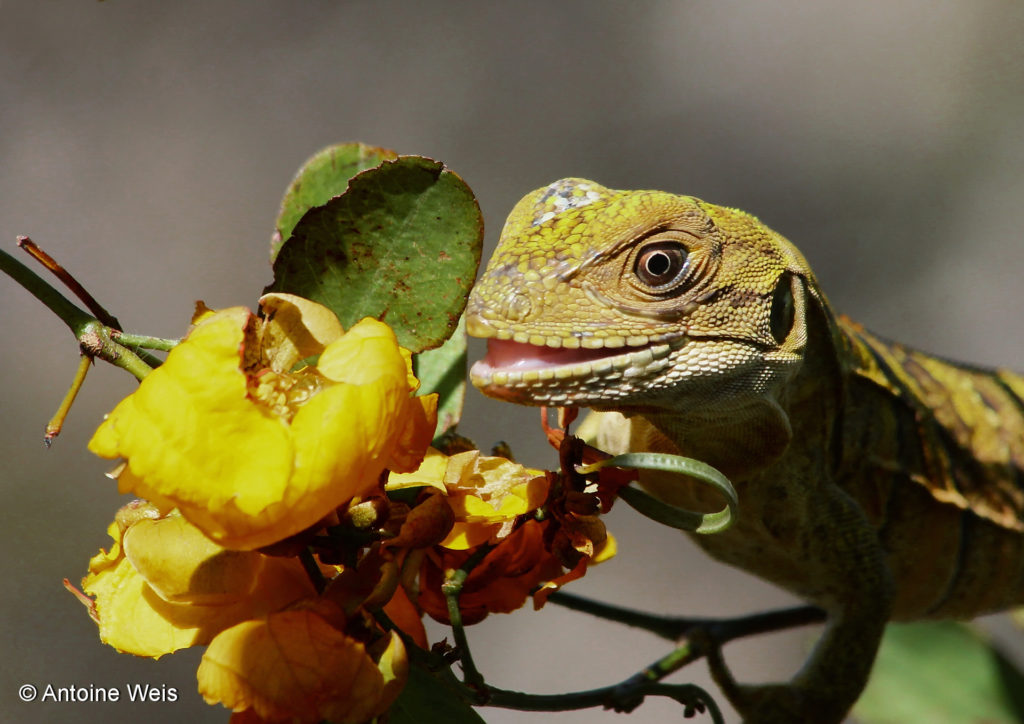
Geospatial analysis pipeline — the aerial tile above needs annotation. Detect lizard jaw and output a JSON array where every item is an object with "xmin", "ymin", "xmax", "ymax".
[{"xmin": 469, "ymin": 337, "xmax": 684, "ymax": 405}]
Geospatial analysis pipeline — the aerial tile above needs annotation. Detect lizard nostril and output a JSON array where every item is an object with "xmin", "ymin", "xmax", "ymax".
[{"xmin": 505, "ymin": 292, "xmax": 532, "ymax": 322}]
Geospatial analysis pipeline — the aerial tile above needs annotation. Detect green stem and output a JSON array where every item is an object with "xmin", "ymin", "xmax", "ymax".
[
  {"xmin": 0, "ymin": 248, "xmax": 94, "ymax": 334},
  {"xmin": 45, "ymin": 354, "xmax": 92, "ymax": 446},
  {"xmin": 2, "ymin": 247, "xmax": 157, "ymax": 380},
  {"xmin": 78, "ymin": 322, "xmax": 154, "ymax": 381},
  {"xmin": 113, "ymin": 331, "xmax": 180, "ymax": 352},
  {"xmin": 442, "ymin": 545, "xmax": 492, "ymax": 691}
]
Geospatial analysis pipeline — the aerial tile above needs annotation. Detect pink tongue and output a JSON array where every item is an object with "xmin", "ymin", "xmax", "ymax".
[{"xmin": 482, "ymin": 338, "xmax": 615, "ymax": 371}]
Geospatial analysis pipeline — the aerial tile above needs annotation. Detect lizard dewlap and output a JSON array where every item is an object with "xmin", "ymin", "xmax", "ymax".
[{"xmin": 466, "ymin": 178, "xmax": 1024, "ymax": 723}]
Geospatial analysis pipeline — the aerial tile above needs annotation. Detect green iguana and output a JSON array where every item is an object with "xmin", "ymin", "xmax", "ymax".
[{"xmin": 464, "ymin": 178, "xmax": 1024, "ymax": 723}]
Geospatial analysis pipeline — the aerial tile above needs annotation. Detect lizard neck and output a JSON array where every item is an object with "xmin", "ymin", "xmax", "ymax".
[
  {"xmin": 632, "ymin": 314, "xmax": 844, "ymax": 482},
  {"xmin": 632, "ymin": 397, "xmax": 794, "ymax": 481}
]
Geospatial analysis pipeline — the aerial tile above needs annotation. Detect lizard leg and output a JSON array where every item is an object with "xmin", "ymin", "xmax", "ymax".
[{"xmin": 709, "ymin": 487, "xmax": 894, "ymax": 724}]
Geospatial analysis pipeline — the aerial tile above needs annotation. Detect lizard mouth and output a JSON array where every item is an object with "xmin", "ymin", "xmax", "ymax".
[{"xmin": 469, "ymin": 337, "xmax": 683, "ymax": 402}]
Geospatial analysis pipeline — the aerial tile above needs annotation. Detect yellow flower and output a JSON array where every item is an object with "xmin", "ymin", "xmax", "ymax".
[
  {"xmin": 75, "ymin": 503, "xmax": 315, "ymax": 658},
  {"xmin": 89, "ymin": 295, "xmax": 436, "ymax": 550},
  {"xmin": 198, "ymin": 602, "xmax": 407, "ymax": 724},
  {"xmin": 387, "ymin": 448, "xmax": 549, "ymax": 549}
]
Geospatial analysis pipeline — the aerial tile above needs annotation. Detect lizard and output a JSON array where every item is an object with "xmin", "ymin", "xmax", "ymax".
[{"xmin": 463, "ymin": 178, "xmax": 1024, "ymax": 723}]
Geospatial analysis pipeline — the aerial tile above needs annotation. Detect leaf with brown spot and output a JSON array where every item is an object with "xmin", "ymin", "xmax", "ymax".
[{"xmin": 266, "ymin": 156, "xmax": 483, "ymax": 353}]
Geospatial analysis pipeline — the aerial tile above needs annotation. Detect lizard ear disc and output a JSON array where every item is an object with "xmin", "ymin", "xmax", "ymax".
[{"xmin": 769, "ymin": 272, "xmax": 797, "ymax": 345}]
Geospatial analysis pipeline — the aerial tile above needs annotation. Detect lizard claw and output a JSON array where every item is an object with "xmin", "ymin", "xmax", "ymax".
[
  {"xmin": 726, "ymin": 683, "xmax": 851, "ymax": 724},
  {"xmin": 699, "ymin": 631, "xmax": 848, "ymax": 723}
]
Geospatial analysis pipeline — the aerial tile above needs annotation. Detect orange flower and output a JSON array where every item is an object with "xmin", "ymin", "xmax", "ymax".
[
  {"xmin": 417, "ymin": 520, "xmax": 564, "ymax": 625},
  {"xmin": 389, "ymin": 446, "xmax": 618, "ymax": 624}
]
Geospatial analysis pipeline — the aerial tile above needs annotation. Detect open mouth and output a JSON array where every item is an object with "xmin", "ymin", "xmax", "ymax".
[{"xmin": 470, "ymin": 336, "xmax": 683, "ymax": 391}]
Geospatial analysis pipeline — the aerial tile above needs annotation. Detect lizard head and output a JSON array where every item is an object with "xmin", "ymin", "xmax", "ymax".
[{"xmin": 466, "ymin": 178, "xmax": 823, "ymax": 428}]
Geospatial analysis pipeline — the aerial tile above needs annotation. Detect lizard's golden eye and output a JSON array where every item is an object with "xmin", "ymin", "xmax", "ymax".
[{"xmin": 633, "ymin": 241, "xmax": 689, "ymax": 292}]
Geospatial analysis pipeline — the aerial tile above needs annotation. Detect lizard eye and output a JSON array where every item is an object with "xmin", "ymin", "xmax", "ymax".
[{"xmin": 633, "ymin": 241, "xmax": 689, "ymax": 292}]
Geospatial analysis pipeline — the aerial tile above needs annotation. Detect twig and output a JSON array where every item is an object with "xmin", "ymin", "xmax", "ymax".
[
  {"xmin": 45, "ymin": 354, "xmax": 92, "ymax": 446},
  {"xmin": 111, "ymin": 331, "xmax": 181, "ymax": 352},
  {"xmin": 299, "ymin": 548, "xmax": 327, "ymax": 594},
  {"xmin": 548, "ymin": 589, "xmax": 826, "ymax": 642},
  {"xmin": 442, "ymin": 544, "xmax": 493, "ymax": 692},
  {"xmin": 17, "ymin": 236, "xmax": 122, "ymax": 329},
  {"xmin": 0, "ymin": 248, "xmax": 93, "ymax": 334}
]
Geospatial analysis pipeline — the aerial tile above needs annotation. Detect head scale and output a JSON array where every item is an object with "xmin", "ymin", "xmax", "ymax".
[{"xmin": 466, "ymin": 178, "xmax": 825, "ymax": 421}]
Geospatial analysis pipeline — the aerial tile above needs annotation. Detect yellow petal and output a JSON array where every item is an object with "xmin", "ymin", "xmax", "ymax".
[
  {"xmin": 191, "ymin": 300, "xmax": 218, "ymax": 325},
  {"xmin": 81, "ymin": 517, "xmax": 315, "ymax": 659},
  {"xmin": 592, "ymin": 531, "xmax": 617, "ymax": 563},
  {"xmin": 89, "ymin": 310, "xmax": 296, "ymax": 549},
  {"xmin": 438, "ymin": 521, "xmax": 503, "ymax": 550},
  {"xmin": 387, "ymin": 393, "xmax": 438, "ymax": 473},
  {"xmin": 83, "ymin": 555, "xmax": 200, "ymax": 658},
  {"xmin": 317, "ymin": 318, "xmax": 408, "ymax": 386},
  {"xmin": 122, "ymin": 515, "xmax": 265, "ymax": 605},
  {"xmin": 444, "ymin": 451, "xmax": 548, "ymax": 507},
  {"xmin": 89, "ymin": 310, "xmax": 425, "ymax": 550},
  {"xmin": 257, "ymin": 293, "xmax": 344, "ymax": 373},
  {"xmin": 386, "ymin": 447, "xmax": 449, "ymax": 493},
  {"xmin": 198, "ymin": 609, "xmax": 403, "ymax": 724},
  {"xmin": 285, "ymin": 381, "xmax": 403, "ymax": 516}
]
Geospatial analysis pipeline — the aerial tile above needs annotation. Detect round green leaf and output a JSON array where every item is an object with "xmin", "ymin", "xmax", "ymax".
[
  {"xmin": 266, "ymin": 156, "xmax": 484, "ymax": 352},
  {"xmin": 270, "ymin": 142, "xmax": 398, "ymax": 262}
]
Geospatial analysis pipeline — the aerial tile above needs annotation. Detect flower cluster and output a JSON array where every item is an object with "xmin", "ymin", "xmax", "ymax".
[{"xmin": 71, "ymin": 296, "xmax": 616, "ymax": 723}]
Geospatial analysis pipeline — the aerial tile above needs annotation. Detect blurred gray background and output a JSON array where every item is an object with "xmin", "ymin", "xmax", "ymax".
[{"xmin": 2, "ymin": 2, "xmax": 1023, "ymax": 723}]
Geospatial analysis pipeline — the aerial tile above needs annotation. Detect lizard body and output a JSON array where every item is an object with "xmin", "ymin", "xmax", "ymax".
[{"xmin": 464, "ymin": 178, "xmax": 1024, "ymax": 723}]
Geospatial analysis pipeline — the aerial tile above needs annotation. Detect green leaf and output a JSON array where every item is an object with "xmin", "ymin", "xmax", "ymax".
[
  {"xmin": 271, "ymin": 142, "xmax": 397, "ymax": 262},
  {"xmin": 266, "ymin": 156, "xmax": 484, "ymax": 352},
  {"xmin": 388, "ymin": 661, "xmax": 486, "ymax": 724},
  {"xmin": 414, "ymin": 316, "xmax": 467, "ymax": 441},
  {"xmin": 853, "ymin": 621, "xmax": 1024, "ymax": 723}
]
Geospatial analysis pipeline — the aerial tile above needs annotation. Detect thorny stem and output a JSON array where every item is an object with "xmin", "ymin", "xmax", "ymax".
[{"xmin": 45, "ymin": 354, "xmax": 92, "ymax": 446}]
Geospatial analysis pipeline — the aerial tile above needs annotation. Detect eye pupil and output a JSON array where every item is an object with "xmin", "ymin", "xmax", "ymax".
[
  {"xmin": 634, "ymin": 241, "xmax": 688, "ymax": 290},
  {"xmin": 645, "ymin": 252, "xmax": 672, "ymax": 277}
]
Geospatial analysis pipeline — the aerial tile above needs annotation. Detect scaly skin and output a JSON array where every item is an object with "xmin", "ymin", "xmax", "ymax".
[{"xmin": 465, "ymin": 178, "xmax": 1024, "ymax": 723}]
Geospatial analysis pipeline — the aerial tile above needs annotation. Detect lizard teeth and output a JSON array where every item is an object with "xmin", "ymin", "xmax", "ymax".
[{"xmin": 470, "ymin": 338, "xmax": 680, "ymax": 393}]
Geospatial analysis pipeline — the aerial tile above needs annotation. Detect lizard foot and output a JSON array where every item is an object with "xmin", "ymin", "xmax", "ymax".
[{"xmin": 699, "ymin": 631, "xmax": 850, "ymax": 724}]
